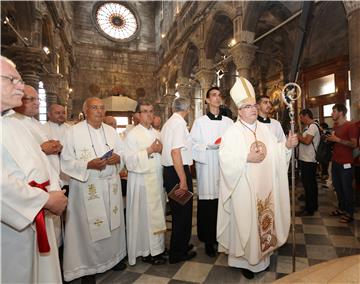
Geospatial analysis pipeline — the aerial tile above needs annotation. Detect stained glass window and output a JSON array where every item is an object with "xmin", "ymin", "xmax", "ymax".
[{"xmin": 95, "ymin": 2, "xmax": 137, "ymax": 40}]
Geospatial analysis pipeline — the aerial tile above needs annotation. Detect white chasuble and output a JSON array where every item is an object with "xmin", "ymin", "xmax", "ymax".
[
  {"xmin": 124, "ymin": 124, "xmax": 166, "ymax": 265},
  {"xmin": 61, "ymin": 121, "xmax": 126, "ymax": 281},
  {"xmin": 1, "ymin": 111, "xmax": 62, "ymax": 283},
  {"xmin": 217, "ymin": 121, "xmax": 291, "ymax": 272},
  {"xmin": 190, "ymin": 115, "xmax": 233, "ymax": 199}
]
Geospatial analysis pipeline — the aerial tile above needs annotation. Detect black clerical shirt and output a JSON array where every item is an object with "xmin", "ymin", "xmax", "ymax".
[
  {"xmin": 207, "ymin": 112, "xmax": 222, "ymax": 121},
  {"xmin": 257, "ymin": 116, "xmax": 270, "ymax": 123}
]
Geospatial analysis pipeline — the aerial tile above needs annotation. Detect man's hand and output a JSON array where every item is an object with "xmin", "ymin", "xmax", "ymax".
[
  {"xmin": 286, "ymin": 133, "xmax": 299, "ymax": 149},
  {"xmin": 326, "ymin": 131, "xmax": 340, "ymax": 143},
  {"xmin": 106, "ymin": 153, "xmax": 120, "ymax": 165},
  {"xmin": 174, "ymin": 179, "xmax": 188, "ymax": 197},
  {"xmin": 41, "ymin": 140, "xmax": 63, "ymax": 155},
  {"xmin": 147, "ymin": 139, "xmax": 162, "ymax": 155},
  {"xmin": 44, "ymin": 190, "xmax": 67, "ymax": 216},
  {"xmin": 247, "ymin": 151, "xmax": 265, "ymax": 163},
  {"xmin": 87, "ymin": 158, "xmax": 107, "ymax": 170}
]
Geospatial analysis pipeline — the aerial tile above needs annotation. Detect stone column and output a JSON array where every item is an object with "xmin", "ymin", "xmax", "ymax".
[
  {"xmin": 11, "ymin": 47, "xmax": 43, "ymax": 89},
  {"xmin": 230, "ymin": 42, "xmax": 257, "ymax": 79},
  {"xmin": 195, "ymin": 69, "xmax": 215, "ymax": 115},
  {"xmin": 42, "ymin": 74, "xmax": 61, "ymax": 106},
  {"xmin": 345, "ymin": 2, "xmax": 360, "ymax": 120}
]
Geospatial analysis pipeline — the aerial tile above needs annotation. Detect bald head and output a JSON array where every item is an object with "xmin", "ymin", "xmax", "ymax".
[
  {"xmin": 103, "ymin": 116, "xmax": 117, "ymax": 129},
  {"xmin": 13, "ymin": 85, "xmax": 39, "ymax": 117},
  {"xmin": 48, "ymin": 104, "xmax": 66, "ymax": 125},
  {"xmin": 1, "ymin": 56, "xmax": 24, "ymax": 111},
  {"xmin": 83, "ymin": 97, "xmax": 105, "ymax": 128}
]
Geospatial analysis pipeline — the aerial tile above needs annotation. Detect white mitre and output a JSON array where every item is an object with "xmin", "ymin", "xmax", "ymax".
[{"xmin": 230, "ymin": 77, "xmax": 256, "ymax": 107}]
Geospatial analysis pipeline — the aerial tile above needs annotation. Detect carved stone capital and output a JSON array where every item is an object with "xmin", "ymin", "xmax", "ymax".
[
  {"xmin": 195, "ymin": 69, "xmax": 215, "ymax": 91},
  {"xmin": 8, "ymin": 46, "xmax": 44, "ymax": 88},
  {"xmin": 176, "ymin": 76, "xmax": 192, "ymax": 98},
  {"xmin": 41, "ymin": 73, "xmax": 62, "ymax": 95},
  {"xmin": 230, "ymin": 42, "xmax": 257, "ymax": 78},
  {"xmin": 344, "ymin": 1, "xmax": 360, "ymax": 17}
]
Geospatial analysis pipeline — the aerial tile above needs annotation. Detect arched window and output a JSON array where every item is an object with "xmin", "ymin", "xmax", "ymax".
[{"xmin": 38, "ymin": 81, "xmax": 47, "ymax": 124}]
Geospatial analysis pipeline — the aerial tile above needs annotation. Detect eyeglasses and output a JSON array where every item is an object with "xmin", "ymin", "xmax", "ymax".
[
  {"xmin": 22, "ymin": 96, "xmax": 44, "ymax": 102},
  {"xmin": 138, "ymin": 109, "xmax": 154, "ymax": 114},
  {"xmin": 88, "ymin": 105, "xmax": 105, "ymax": 110},
  {"xmin": 239, "ymin": 104, "xmax": 258, "ymax": 110},
  {"xmin": 1, "ymin": 75, "xmax": 25, "ymax": 85}
]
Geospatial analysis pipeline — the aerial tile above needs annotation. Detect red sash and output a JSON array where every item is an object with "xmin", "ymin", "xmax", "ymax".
[{"xmin": 29, "ymin": 180, "xmax": 50, "ymax": 253}]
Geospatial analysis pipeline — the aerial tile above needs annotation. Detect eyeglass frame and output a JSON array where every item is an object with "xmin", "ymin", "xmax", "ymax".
[
  {"xmin": 87, "ymin": 105, "xmax": 106, "ymax": 111},
  {"xmin": 238, "ymin": 104, "xmax": 259, "ymax": 110},
  {"xmin": 22, "ymin": 96, "xmax": 45, "ymax": 103},
  {"xmin": 137, "ymin": 109, "xmax": 154, "ymax": 114},
  {"xmin": 1, "ymin": 75, "xmax": 25, "ymax": 85}
]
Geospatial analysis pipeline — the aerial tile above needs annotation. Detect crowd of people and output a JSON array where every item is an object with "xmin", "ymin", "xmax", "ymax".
[{"xmin": 1, "ymin": 55, "xmax": 359, "ymax": 283}]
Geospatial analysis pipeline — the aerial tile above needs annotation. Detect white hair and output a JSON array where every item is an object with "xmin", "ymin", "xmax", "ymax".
[
  {"xmin": 82, "ymin": 96, "xmax": 102, "ymax": 112},
  {"xmin": 0, "ymin": 55, "xmax": 16, "ymax": 68},
  {"xmin": 172, "ymin": 97, "xmax": 190, "ymax": 112}
]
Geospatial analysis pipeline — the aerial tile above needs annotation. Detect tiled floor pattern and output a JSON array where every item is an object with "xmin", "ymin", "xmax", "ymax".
[{"xmin": 71, "ymin": 178, "xmax": 360, "ymax": 283}]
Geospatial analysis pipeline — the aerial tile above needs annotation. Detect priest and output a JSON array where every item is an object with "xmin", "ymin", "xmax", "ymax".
[
  {"xmin": 190, "ymin": 87, "xmax": 233, "ymax": 257},
  {"xmin": 13, "ymin": 86, "xmax": 64, "ymax": 248},
  {"xmin": 217, "ymin": 77, "xmax": 298, "ymax": 279},
  {"xmin": 43, "ymin": 103, "xmax": 71, "ymax": 188},
  {"xmin": 1, "ymin": 56, "xmax": 67, "ymax": 283},
  {"xmin": 61, "ymin": 97, "xmax": 127, "ymax": 283},
  {"xmin": 256, "ymin": 95, "xmax": 286, "ymax": 142},
  {"xmin": 124, "ymin": 99, "xmax": 167, "ymax": 265}
]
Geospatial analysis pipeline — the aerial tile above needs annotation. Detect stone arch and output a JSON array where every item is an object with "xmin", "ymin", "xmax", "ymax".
[
  {"xmin": 302, "ymin": 1, "xmax": 348, "ymax": 67},
  {"xmin": 204, "ymin": 13, "xmax": 233, "ymax": 60},
  {"xmin": 181, "ymin": 42, "xmax": 199, "ymax": 78}
]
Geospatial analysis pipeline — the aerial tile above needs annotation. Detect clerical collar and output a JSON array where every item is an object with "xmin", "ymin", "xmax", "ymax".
[
  {"xmin": 1, "ymin": 109, "xmax": 10, "ymax": 116},
  {"xmin": 207, "ymin": 112, "xmax": 222, "ymax": 121},
  {"xmin": 257, "ymin": 116, "xmax": 270, "ymax": 124}
]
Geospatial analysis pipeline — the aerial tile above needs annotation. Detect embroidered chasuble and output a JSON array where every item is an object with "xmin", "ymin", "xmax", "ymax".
[{"xmin": 217, "ymin": 121, "xmax": 291, "ymax": 272}]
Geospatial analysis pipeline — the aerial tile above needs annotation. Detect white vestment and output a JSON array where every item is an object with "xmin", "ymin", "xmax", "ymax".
[
  {"xmin": 124, "ymin": 124, "xmax": 166, "ymax": 265},
  {"xmin": 42, "ymin": 121, "xmax": 71, "ymax": 185},
  {"xmin": 61, "ymin": 121, "xmax": 126, "ymax": 281},
  {"xmin": 260, "ymin": 118, "xmax": 286, "ymax": 143},
  {"xmin": 190, "ymin": 115, "xmax": 233, "ymax": 199},
  {"xmin": 12, "ymin": 113, "xmax": 63, "ymax": 247},
  {"xmin": 217, "ymin": 121, "xmax": 291, "ymax": 272},
  {"xmin": 1, "ymin": 111, "xmax": 62, "ymax": 283}
]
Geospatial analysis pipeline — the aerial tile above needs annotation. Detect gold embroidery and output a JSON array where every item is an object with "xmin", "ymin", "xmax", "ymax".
[
  {"xmin": 94, "ymin": 219, "xmax": 104, "ymax": 227},
  {"xmin": 79, "ymin": 148, "xmax": 92, "ymax": 162},
  {"xmin": 88, "ymin": 184, "xmax": 100, "ymax": 200},
  {"xmin": 113, "ymin": 206, "xmax": 118, "ymax": 215},
  {"xmin": 112, "ymin": 184, "xmax": 118, "ymax": 195},
  {"xmin": 257, "ymin": 192, "xmax": 277, "ymax": 254}
]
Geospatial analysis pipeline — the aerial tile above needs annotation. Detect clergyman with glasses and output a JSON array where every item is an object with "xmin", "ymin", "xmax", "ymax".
[
  {"xmin": 217, "ymin": 77, "xmax": 298, "ymax": 279},
  {"xmin": 60, "ymin": 97, "xmax": 127, "ymax": 283},
  {"xmin": 123, "ymin": 99, "xmax": 167, "ymax": 266},
  {"xmin": 13, "ymin": 85, "xmax": 63, "ymax": 155},
  {"xmin": 1, "ymin": 56, "xmax": 67, "ymax": 283}
]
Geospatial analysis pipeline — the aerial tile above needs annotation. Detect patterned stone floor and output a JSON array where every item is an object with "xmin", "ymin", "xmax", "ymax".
[{"xmin": 70, "ymin": 178, "xmax": 360, "ymax": 283}]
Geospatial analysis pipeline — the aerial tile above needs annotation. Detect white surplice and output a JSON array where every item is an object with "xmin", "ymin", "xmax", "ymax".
[
  {"xmin": 124, "ymin": 124, "xmax": 166, "ymax": 265},
  {"xmin": 60, "ymin": 121, "xmax": 126, "ymax": 281},
  {"xmin": 42, "ymin": 121, "xmax": 71, "ymax": 186},
  {"xmin": 12, "ymin": 113, "xmax": 63, "ymax": 247},
  {"xmin": 1, "ymin": 110, "xmax": 62, "ymax": 283},
  {"xmin": 217, "ymin": 121, "xmax": 291, "ymax": 272},
  {"xmin": 190, "ymin": 115, "xmax": 233, "ymax": 199},
  {"xmin": 261, "ymin": 118, "xmax": 286, "ymax": 143}
]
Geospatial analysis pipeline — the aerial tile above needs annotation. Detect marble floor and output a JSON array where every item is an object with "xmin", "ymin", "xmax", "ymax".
[{"xmin": 70, "ymin": 177, "xmax": 360, "ymax": 283}]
